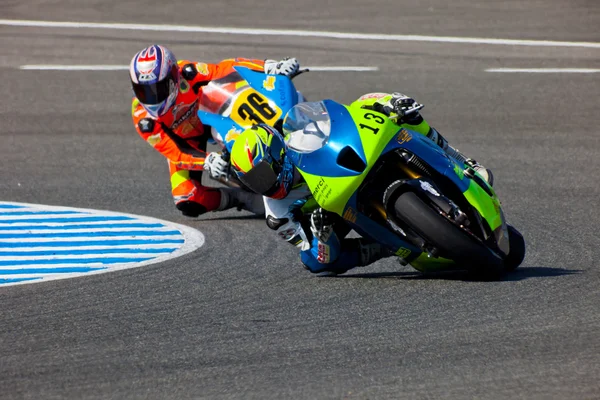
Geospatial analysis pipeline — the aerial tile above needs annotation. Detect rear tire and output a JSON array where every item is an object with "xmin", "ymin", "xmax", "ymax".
[
  {"xmin": 504, "ymin": 225, "xmax": 525, "ymax": 271},
  {"xmin": 394, "ymin": 191, "xmax": 505, "ymax": 278}
]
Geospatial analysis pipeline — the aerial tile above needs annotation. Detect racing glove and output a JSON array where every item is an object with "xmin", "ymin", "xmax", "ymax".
[
  {"xmin": 390, "ymin": 92, "xmax": 424, "ymax": 117},
  {"xmin": 310, "ymin": 207, "xmax": 335, "ymax": 243},
  {"xmin": 204, "ymin": 152, "xmax": 229, "ymax": 180},
  {"xmin": 264, "ymin": 57, "xmax": 300, "ymax": 77}
]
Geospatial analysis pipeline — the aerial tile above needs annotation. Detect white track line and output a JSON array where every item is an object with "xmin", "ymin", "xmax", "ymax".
[
  {"xmin": 486, "ymin": 68, "xmax": 600, "ymax": 73},
  {"xmin": 19, "ymin": 65, "xmax": 379, "ymax": 72},
  {"xmin": 2, "ymin": 19, "xmax": 599, "ymax": 49}
]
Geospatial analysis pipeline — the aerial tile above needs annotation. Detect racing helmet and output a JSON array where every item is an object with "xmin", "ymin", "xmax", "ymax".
[
  {"xmin": 129, "ymin": 45, "xmax": 179, "ymax": 117},
  {"xmin": 230, "ymin": 125, "xmax": 293, "ymax": 199}
]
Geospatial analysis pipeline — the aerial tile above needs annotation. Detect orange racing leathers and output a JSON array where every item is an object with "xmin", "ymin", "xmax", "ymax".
[{"xmin": 131, "ymin": 58, "xmax": 266, "ymax": 216}]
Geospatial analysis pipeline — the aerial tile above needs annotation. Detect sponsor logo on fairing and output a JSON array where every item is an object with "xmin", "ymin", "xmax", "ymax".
[
  {"xmin": 396, "ymin": 128, "xmax": 412, "ymax": 144},
  {"xmin": 342, "ymin": 207, "xmax": 358, "ymax": 223},
  {"xmin": 359, "ymin": 92, "xmax": 388, "ymax": 100},
  {"xmin": 263, "ymin": 76, "xmax": 276, "ymax": 91}
]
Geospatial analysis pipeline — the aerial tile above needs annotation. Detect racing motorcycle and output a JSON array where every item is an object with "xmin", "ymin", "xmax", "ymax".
[
  {"xmin": 198, "ymin": 66, "xmax": 305, "ymax": 188},
  {"xmin": 279, "ymin": 100, "xmax": 525, "ymax": 277}
]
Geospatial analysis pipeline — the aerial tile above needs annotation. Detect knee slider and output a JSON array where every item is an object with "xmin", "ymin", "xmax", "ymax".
[
  {"xmin": 300, "ymin": 251, "xmax": 327, "ymax": 273},
  {"xmin": 176, "ymin": 201, "xmax": 207, "ymax": 217}
]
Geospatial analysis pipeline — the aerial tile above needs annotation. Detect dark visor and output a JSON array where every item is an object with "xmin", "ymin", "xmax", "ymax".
[
  {"xmin": 132, "ymin": 67, "xmax": 176, "ymax": 105},
  {"xmin": 239, "ymin": 160, "xmax": 279, "ymax": 196}
]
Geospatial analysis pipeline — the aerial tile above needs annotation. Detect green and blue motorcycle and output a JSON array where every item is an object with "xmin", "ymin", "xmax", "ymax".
[{"xmin": 282, "ymin": 100, "xmax": 525, "ymax": 277}]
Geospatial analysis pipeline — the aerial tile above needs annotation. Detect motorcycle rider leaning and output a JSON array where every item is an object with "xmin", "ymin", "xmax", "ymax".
[
  {"xmin": 227, "ymin": 92, "xmax": 494, "ymax": 275},
  {"xmin": 129, "ymin": 44, "xmax": 300, "ymax": 217}
]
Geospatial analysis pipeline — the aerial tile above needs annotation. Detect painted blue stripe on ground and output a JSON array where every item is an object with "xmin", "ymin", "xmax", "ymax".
[
  {"xmin": 0, "ymin": 248, "xmax": 177, "ymax": 256},
  {"xmin": 0, "ymin": 239, "xmax": 184, "ymax": 248},
  {"xmin": 0, "ymin": 223, "xmax": 166, "ymax": 230},
  {"xmin": 0, "ymin": 230, "xmax": 181, "ymax": 239},
  {"xmin": 0, "ymin": 267, "xmax": 107, "ymax": 274},
  {"xmin": 0, "ymin": 277, "xmax": 41, "ymax": 283},
  {"xmin": 0, "ymin": 210, "xmax": 89, "ymax": 216},
  {"xmin": 0, "ymin": 204, "xmax": 27, "ymax": 209},
  {"xmin": 0, "ymin": 216, "xmax": 135, "ymax": 224},
  {"xmin": 0, "ymin": 257, "xmax": 153, "ymax": 266}
]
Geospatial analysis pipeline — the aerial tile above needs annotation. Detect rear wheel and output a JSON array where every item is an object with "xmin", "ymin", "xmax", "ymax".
[{"xmin": 394, "ymin": 191, "xmax": 505, "ymax": 278}]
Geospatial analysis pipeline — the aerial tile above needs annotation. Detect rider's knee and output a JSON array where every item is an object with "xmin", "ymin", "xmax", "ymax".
[{"xmin": 300, "ymin": 250, "xmax": 329, "ymax": 273}]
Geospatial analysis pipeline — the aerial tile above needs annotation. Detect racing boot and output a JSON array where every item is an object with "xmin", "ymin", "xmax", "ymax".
[
  {"xmin": 428, "ymin": 128, "xmax": 494, "ymax": 187},
  {"xmin": 217, "ymin": 187, "xmax": 265, "ymax": 215},
  {"xmin": 317, "ymin": 239, "xmax": 394, "ymax": 276},
  {"xmin": 357, "ymin": 239, "xmax": 394, "ymax": 267}
]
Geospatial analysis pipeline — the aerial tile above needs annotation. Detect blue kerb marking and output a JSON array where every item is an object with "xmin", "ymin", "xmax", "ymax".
[
  {"xmin": 0, "ymin": 248, "xmax": 177, "ymax": 256},
  {"xmin": 0, "ymin": 223, "xmax": 166, "ymax": 230},
  {"xmin": 0, "ymin": 277, "xmax": 41, "ymax": 283},
  {"xmin": 0, "ymin": 230, "xmax": 181, "ymax": 238},
  {"xmin": 0, "ymin": 202, "xmax": 203, "ymax": 287},
  {"xmin": 0, "ymin": 216, "xmax": 135, "ymax": 224},
  {"xmin": 0, "ymin": 239, "xmax": 185, "ymax": 247},
  {"xmin": 0, "ymin": 267, "xmax": 108, "ymax": 274},
  {"xmin": 0, "ymin": 210, "xmax": 89, "ymax": 216},
  {"xmin": 0, "ymin": 257, "xmax": 154, "ymax": 266}
]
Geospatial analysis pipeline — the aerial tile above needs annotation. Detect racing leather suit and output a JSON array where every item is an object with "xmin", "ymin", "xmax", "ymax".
[{"xmin": 132, "ymin": 58, "xmax": 267, "ymax": 216}]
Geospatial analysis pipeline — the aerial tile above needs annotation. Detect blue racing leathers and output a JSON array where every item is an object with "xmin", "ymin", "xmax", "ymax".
[{"xmin": 264, "ymin": 183, "xmax": 364, "ymax": 274}]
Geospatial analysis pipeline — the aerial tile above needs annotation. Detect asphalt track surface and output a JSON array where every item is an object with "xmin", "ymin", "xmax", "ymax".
[{"xmin": 1, "ymin": 1, "xmax": 599, "ymax": 399}]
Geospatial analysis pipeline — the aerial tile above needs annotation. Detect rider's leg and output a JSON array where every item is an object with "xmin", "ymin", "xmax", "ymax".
[
  {"xmin": 300, "ymin": 233, "xmax": 392, "ymax": 275},
  {"xmin": 169, "ymin": 163, "xmax": 264, "ymax": 216}
]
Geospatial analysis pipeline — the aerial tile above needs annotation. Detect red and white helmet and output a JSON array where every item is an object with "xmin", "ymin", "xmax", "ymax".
[{"xmin": 129, "ymin": 45, "xmax": 179, "ymax": 117}]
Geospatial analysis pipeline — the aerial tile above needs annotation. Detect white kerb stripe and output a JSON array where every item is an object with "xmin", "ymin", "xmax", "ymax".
[
  {"xmin": 1, "ymin": 19, "xmax": 599, "ymax": 48},
  {"xmin": 0, "ymin": 244, "xmax": 181, "ymax": 252}
]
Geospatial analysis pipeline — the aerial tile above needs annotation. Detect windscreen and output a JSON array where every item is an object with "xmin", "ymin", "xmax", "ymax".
[
  {"xmin": 282, "ymin": 102, "xmax": 331, "ymax": 153},
  {"xmin": 197, "ymin": 72, "xmax": 245, "ymax": 114}
]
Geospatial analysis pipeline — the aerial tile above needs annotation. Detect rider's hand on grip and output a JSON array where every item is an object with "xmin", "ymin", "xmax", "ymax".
[
  {"xmin": 264, "ymin": 57, "xmax": 300, "ymax": 77},
  {"xmin": 204, "ymin": 152, "xmax": 229, "ymax": 180},
  {"xmin": 391, "ymin": 92, "xmax": 424, "ymax": 117},
  {"xmin": 310, "ymin": 207, "xmax": 334, "ymax": 243}
]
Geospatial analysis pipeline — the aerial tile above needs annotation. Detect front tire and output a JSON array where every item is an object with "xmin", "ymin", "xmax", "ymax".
[
  {"xmin": 504, "ymin": 225, "xmax": 525, "ymax": 271},
  {"xmin": 394, "ymin": 191, "xmax": 505, "ymax": 278}
]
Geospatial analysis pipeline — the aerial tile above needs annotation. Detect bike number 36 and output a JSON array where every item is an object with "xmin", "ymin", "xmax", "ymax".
[{"xmin": 233, "ymin": 91, "xmax": 281, "ymax": 126}]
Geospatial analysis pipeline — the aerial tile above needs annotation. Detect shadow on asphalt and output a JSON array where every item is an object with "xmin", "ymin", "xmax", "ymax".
[{"xmin": 333, "ymin": 266, "xmax": 581, "ymax": 282}]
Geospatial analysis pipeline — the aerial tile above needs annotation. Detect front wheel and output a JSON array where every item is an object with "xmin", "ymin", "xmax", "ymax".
[
  {"xmin": 394, "ymin": 191, "xmax": 505, "ymax": 278},
  {"xmin": 504, "ymin": 225, "xmax": 525, "ymax": 271}
]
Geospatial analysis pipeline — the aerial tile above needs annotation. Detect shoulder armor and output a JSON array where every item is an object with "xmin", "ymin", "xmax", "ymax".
[
  {"xmin": 138, "ymin": 118, "xmax": 155, "ymax": 133},
  {"xmin": 181, "ymin": 63, "xmax": 197, "ymax": 81}
]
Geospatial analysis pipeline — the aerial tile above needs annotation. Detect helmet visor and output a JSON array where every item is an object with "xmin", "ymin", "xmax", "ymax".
[
  {"xmin": 132, "ymin": 66, "xmax": 177, "ymax": 105},
  {"xmin": 239, "ymin": 160, "xmax": 279, "ymax": 196}
]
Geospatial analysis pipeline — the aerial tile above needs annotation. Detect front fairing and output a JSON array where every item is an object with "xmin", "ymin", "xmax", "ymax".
[
  {"xmin": 289, "ymin": 99, "xmax": 509, "ymax": 256},
  {"xmin": 197, "ymin": 66, "xmax": 299, "ymax": 152}
]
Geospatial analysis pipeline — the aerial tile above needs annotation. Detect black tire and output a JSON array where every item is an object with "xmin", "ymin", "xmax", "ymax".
[
  {"xmin": 504, "ymin": 225, "xmax": 525, "ymax": 271},
  {"xmin": 394, "ymin": 191, "xmax": 505, "ymax": 278}
]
